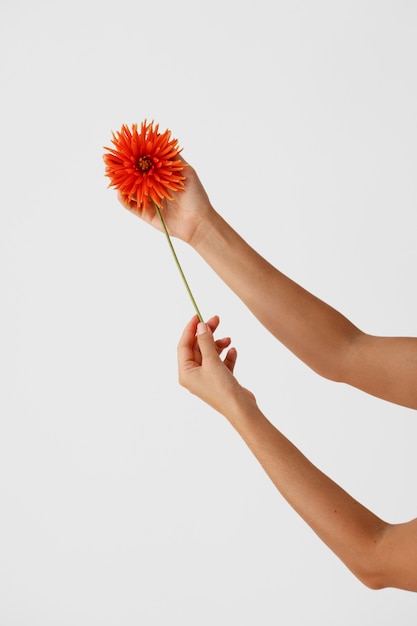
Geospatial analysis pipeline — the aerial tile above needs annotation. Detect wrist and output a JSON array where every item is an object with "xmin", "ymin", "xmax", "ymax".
[
  {"xmin": 223, "ymin": 389, "xmax": 262, "ymax": 427},
  {"xmin": 188, "ymin": 208, "xmax": 227, "ymax": 251}
]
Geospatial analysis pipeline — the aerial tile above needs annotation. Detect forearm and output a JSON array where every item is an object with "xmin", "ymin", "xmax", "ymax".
[
  {"xmin": 193, "ymin": 210, "xmax": 362, "ymax": 381},
  {"xmin": 226, "ymin": 399, "xmax": 389, "ymax": 588},
  {"xmin": 192, "ymin": 210, "xmax": 417, "ymax": 409},
  {"xmin": 177, "ymin": 316, "xmax": 417, "ymax": 590}
]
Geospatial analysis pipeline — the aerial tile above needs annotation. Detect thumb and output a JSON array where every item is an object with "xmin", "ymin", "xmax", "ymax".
[{"xmin": 196, "ymin": 322, "xmax": 218, "ymax": 360}]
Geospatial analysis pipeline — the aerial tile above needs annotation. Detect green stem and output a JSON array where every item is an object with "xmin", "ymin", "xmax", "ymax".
[{"xmin": 154, "ymin": 203, "xmax": 204, "ymax": 323}]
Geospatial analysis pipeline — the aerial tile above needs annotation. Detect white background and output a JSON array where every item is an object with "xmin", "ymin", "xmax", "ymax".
[{"xmin": 1, "ymin": 1, "xmax": 417, "ymax": 624}]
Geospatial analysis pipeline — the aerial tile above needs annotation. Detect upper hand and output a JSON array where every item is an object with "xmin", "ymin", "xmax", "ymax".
[{"xmin": 118, "ymin": 159, "xmax": 214, "ymax": 246}]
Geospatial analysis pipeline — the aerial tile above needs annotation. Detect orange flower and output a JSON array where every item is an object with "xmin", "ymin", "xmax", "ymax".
[
  {"xmin": 103, "ymin": 120, "xmax": 186, "ymax": 210},
  {"xmin": 104, "ymin": 120, "xmax": 203, "ymax": 322}
]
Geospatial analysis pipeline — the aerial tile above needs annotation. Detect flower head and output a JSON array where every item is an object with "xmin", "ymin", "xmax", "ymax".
[{"xmin": 103, "ymin": 120, "xmax": 186, "ymax": 210}]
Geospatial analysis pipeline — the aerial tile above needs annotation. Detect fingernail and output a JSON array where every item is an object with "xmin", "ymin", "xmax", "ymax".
[{"xmin": 197, "ymin": 322, "xmax": 208, "ymax": 335}]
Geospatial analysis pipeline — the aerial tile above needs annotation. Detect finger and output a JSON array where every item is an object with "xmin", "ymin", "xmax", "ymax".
[
  {"xmin": 215, "ymin": 337, "xmax": 232, "ymax": 354},
  {"xmin": 196, "ymin": 322, "xmax": 220, "ymax": 361},
  {"xmin": 205, "ymin": 316, "xmax": 230, "ymax": 353},
  {"xmin": 206, "ymin": 315, "xmax": 220, "ymax": 334},
  {"xmin": 117, "ymin": 191, "xmax": 155, "ymax": 224},
  {"xmin": 117, "ymin": 191, "xmax": 137, "ymax": 211},
  {"xmin": 223, "ymin": 347, "xmax": 238, "ymax": 373},
  {"xmin": 177, "ymin": 315, "xmax": 200, "ymax": 370},
  {"xmin": 177, "ymin": 154, "xmax": 189, "ymax": 166}
]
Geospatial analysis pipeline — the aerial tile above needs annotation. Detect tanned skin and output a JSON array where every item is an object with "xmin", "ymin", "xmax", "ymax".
[{"xmin": 119, "ymin": 161, "xmax": 417, "ymax": 591}]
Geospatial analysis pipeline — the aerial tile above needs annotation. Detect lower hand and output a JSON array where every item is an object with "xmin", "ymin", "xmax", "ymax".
[{"xmin": 177, "ymin": 315, "xmax": 256, "ymax": 416}]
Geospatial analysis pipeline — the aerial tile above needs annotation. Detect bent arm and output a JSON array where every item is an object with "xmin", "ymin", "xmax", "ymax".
[
  {"xmin": 227, "ymin": 399, "xmax": 417, "ymax": 591},
  {"xmin": 178, "ymin": 318, "xmax": 417, "ymax": 591},
  {"xmin": 192, "ymin": 210, "xmax": 417, "ymax": 409}
]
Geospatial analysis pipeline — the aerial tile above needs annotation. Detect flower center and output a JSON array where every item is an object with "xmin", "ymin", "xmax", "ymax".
[{"xmin": 136, "ymin": 155, "xmax": 153, "ymax": 172}]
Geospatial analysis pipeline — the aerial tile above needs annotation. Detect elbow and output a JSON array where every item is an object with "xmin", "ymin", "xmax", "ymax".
[
  {"xmin": 348, "ymin": 524, "xmax": 392, "ymax": 591},
  {"xmin": 355, "ymin": 570, "xmax": 388, "ymax": 591},
  {"xmin": 350, "ymin": 524, "xmax": 414, "ymax": 591},
  {"xmin": 351, "ymin": 561, "xmax": 389, "ymax": 591},
  {"xmin": 356, "ymin": 565, "xmax": 417, "ymax": 593},
  {"xmin": 317, "ymin": 329, "xmax": 367, "ymax": 386}
]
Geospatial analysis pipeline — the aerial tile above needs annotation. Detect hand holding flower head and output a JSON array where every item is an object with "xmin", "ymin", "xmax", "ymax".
[
  {"xmin": 117, "ymin": 158, "xmax": 214, "ymax": 247},
  {"xmin": 104, "ymin": 120, "xmax": 214, "ymax": 246},
  {"xmin": 104, "ymin": 120, "xmax": 207, "ymax": 320}
]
